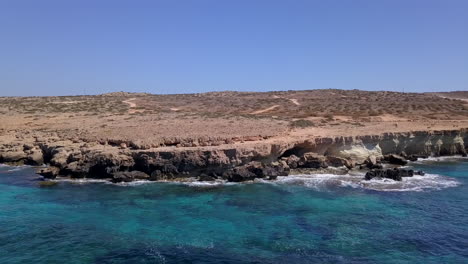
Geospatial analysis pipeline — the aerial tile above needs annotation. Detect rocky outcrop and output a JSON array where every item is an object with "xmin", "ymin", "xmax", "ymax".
[
  {"xmin": 37, "ymin": 167, "xmax": 60, "ymax": 179},
  {"xmin": 383, "ymin": 154, "xmax": 408, "ymax": 165},
  {"xmin": 222, "ymin": 161, "xmax": 289, "ymax": 182},
  {"xmin": 1, "ymin": 129, "xmax": 467, "ymax": 182},
  {"xmin": 326, "ymin": 156, "xmax": 355, "ymax": 169},
  {"xmin": 297, "ymin": 153, "xmax": 328, "ymax": 169},
  {"xmin": 365, "ymin": 168, "xmax": 425, "ymax": 181},
  {"xmin": 112, "ymin": 171, "xmax": 150, "ymax": 183}
]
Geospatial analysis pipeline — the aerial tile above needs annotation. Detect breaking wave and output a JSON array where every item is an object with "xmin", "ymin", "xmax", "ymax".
[
  {"xmin": 259, "ymin": 172, "xmax": 460, "ymax": 192},
  {"xmin": 55, "ymin": 173, "xmax": 459, "ymax": 192},
  {"xmin": 51, "ymin": 178, "xmax": 110, "ymax": 184},
  {"xmin": 110, "ymin": 179, "xmax": 238, "ymax": 187},
  {"xmin": 412, "ymin": 155, "xmax": 468, "ymax": 164},
  {"xmin": 181, "ymin": 180, "xmax": 238, "ymax": 188},
  {"xmin": 4, "ymin": 165, "xmax": 31, "ymax": 172}
]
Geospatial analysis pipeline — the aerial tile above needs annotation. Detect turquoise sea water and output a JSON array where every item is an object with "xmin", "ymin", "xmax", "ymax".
[{"xmin": 1, "ymin": 158, "xmax": 467, "ymax": 263}]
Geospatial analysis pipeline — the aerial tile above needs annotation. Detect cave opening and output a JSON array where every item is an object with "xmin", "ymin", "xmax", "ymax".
[{"xmin": 280, "ymin": 144, "xmax": 315, "ymax": 158}]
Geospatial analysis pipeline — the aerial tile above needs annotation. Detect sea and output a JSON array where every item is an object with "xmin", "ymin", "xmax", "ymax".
[{"xmin": 0, "ymin": 157, "xmax": 467, "ymax": 263}]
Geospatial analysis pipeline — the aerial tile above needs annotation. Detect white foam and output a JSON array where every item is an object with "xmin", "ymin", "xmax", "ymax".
[
  {"xmin": 264, "ymin": 172, "xmax": 460, "ymax": 192},
  {"xmin": 412, "ymin": 155, "xmax": 468, "ymax": 164},
  {"xmin": 53, "ymin": 178, "xmax": 109, "ymax": 184},
  {"xmin": 5, "ymin": 165, "xmax": 31, "ymax": 172},
  {"xmin": 52, "ymin": 177, "xmax": 233, "ymax": 187},
  {"xmin": 361, "ymin": 173, "xmax": 460, "ymax": 192},
  {"xmin": 182, "ymin": 180, "xmax": 238, "ymax": 187},
  {"xmin": 111, "ymin": 180, "xmax": 155, "ymax": 186},
  {"xmin": 32, "ymin": 172, "xmax": 462, "ymax": 192}
]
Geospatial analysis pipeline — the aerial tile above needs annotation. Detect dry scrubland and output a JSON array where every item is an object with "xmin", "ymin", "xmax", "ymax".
[{"xmin": 1, "ymin": 89, "xmax": 468, "ymax": 148}]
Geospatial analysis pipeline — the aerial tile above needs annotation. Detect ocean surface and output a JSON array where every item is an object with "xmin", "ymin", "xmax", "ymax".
[{"xmin": 1, "ymin": 158, "xmax": 467, "ymax": 263}]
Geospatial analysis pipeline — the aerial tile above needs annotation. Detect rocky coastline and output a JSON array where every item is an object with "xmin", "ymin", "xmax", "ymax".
[{"xmin": 1, "ymin": 129, "xmax": 467, "ymax": 183}]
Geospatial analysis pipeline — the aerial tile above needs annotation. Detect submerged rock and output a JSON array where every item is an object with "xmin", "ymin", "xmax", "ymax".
[
  {"xmin": 400, "ymin": 152, "xmax": 429, "ymax": 162},
  {"xmin": 298, "ymin": 153, "xmax": 328, "ymax": 169},
  {"xmin": 409, "ymin": 154, "xmax": 429, "ymax": 161},
  {"xmin": 25, "ymin": 149, "xmax": 44, "ymax": 165},
  {"xmin": 363, "ymin": 155, "xmax": 383, "ymax": 169},
  {"xmin": 38, "ymin": 181, "xmax": 58, "ymax": 187},
  {"xmin": 384, "ymin": 154, "xmax": 408, "ymax": 165},
  {"xmin": 0, "ymin": 150, "xmax": 27, "ymax": 163},
  {"xmin": 112, "ymin": 171, "xmax": 149, "ymax": 183},
  {"xmin": 365, "ymin": 168, "xmax": 425, "ymax": 181},
  {"xmin": 283, "ymin": 155, "xmax": 300, "ymax": 169},
  {"xmin": 37, "ymin": 167, "xmax": 60, "ymax": 179},
  {"xmin": 198, "ymin": 174, "xmax": 216, "ymax": 181},
  {"xmin": 223, "ymin": 161, "xmax": 289, "ymax": 182},
  {"xmin": 326, "ymin": 156, "xmax": 354, "ymax": 169}
]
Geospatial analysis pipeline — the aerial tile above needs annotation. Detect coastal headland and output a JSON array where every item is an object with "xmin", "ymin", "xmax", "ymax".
[{"xmin": 1, "ymin": 89, "xmax": 467, "ymax": 183}]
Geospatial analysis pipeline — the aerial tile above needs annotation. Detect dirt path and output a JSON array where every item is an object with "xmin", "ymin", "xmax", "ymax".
[
  {"xmin": 122, "ymin": 98, "xmax": 137, "ymax": 108},
  {"xmin": 122, "ymin": 98, "xmax": 140, "ymax": 113},
  {"xmin": 272, "ymin": 95, "xmax": 300, "ymax": 106},
  {"xmin": 251, "ymin": 105, "xmax": 280, "ymax": 114},
  {"xmin": 289, "ymin": 99, "xmax": 300, "ymax": 106}
]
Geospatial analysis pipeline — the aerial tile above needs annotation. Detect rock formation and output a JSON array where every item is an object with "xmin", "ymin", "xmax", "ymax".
[
  {"xmin": 365, "ymin": 168, "xmax": 425, "ymax": 181},
  {"xmin": 0, "ymin": 129, "xmax": 467, "ymax": 182}
]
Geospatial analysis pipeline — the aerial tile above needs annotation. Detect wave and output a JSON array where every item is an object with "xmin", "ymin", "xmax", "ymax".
[
  {"xmin": 259, "ymin": 173, "xmax": 460, "ymax": 192},
  {"xmin": 56, "ymin": 178, "xmax": 238, "ymax": 188},
  {"xmin": 49, "ymin": 173, "xmax": 459, "ymax": 192},
  {"xmin": 412, "ymin": 155, "xmax": 468, "ymax": 164},
  {"xmin": 3, "ymin": 165, "xmax": 31, "ymax": 172},
  {"xmin": 181, "ymin": 180, "xmax": 238, "ymax": 188},
  {"xmin": 110, "ymin": 180, "xmax": 155, "ymax": 186},
  {"xmin": 359, "ymin": 174, "xmax": 460, "ymax": 192},
  {"xmin": 50, "ymin": 177, "xmax": 228, "ymax": 187},
  {"xmin": 51, "ymin": 178, "xmax": 109, "ymax": 184}
]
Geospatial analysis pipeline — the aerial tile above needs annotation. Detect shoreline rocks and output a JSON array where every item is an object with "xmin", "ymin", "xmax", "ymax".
[
  {"xmin": 365, "ymin": 168, "xmax": 425, "ymax": 181},
  {"xmin": 112, "ymin": 171, "xmax": 150, "ymax": 183},
  {"xmin": 1, "ymin": 129, "xmax": 467, "ymax": 183},
  {"xmin": 383, "ymin": 154, "xmax": 408, "ymax": 166},
  {"xmin": 37, "ymin": 167, "xmax": 60, "ymax": 179}
]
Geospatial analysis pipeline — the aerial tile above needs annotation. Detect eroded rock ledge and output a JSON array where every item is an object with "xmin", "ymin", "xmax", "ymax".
[{"xmin": 1, "ymin": 129, "xmax": 467, "ymax": 183}]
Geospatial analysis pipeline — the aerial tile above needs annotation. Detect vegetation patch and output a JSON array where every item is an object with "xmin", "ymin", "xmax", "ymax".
[{"xmin": 289, "ymin": 119, "xmax": 315, "ymax": 128}]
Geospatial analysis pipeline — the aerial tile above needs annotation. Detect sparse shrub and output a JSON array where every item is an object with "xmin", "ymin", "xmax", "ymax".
[
  {"xmin": 324, "ymin": 114, "xmax": 334, "ymax": 121},
  {"xmin": 289, "ymin": 119, "xmax": 315, "ymax": 128}
]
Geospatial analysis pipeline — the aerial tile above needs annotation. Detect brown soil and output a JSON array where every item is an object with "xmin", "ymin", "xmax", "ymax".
[{"xmin": 1, "ymin": 89, "xmax": 467, "ymax": 148}]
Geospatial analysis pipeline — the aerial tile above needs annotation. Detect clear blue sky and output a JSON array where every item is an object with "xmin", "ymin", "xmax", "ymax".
[{"xmin": 1, "ymin": 0, "xmax": 467, "ymax": 96}]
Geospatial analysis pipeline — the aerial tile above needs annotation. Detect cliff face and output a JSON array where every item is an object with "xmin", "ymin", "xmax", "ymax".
[
  {"xmin": 0, "ymin": 129, "xmax": 467, "ymax": 182},
  {"xmin": 294, "ymin": 130, "xmax": 468, "ymax": 163}
]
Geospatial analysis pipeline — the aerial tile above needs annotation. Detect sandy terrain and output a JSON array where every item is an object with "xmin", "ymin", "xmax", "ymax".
[
  {"xmin": 0, "ymin": 89, "xmax": 467, "ymax": 148},
  {"xmin": 289, "ymin": 99, "xmax": 300, "ymax": 106},
  {"xmin": 251, "ymin": 105, "xmax": 280, "ymax": 114}
]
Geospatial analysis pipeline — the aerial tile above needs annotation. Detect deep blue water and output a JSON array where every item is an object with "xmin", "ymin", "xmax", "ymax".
[{"xmin": 0, "ymin": 158, "xmax": 467, "ymax": 264}]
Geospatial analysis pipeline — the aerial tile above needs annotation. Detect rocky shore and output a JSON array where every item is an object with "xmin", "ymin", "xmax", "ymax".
[{"xmin": 0, "ymin": 129, "xmax": 467, "ymax": 183}]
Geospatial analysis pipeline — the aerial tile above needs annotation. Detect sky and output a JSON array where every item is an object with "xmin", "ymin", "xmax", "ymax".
[{"xmin": 0, "ymin": 0, "xmax": 467, "ymax": 96}]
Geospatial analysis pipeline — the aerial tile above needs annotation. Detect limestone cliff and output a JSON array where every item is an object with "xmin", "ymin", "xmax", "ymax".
[{"xmin": 0, "ymin": 129, "xmax": 467, "ymax": 182}]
